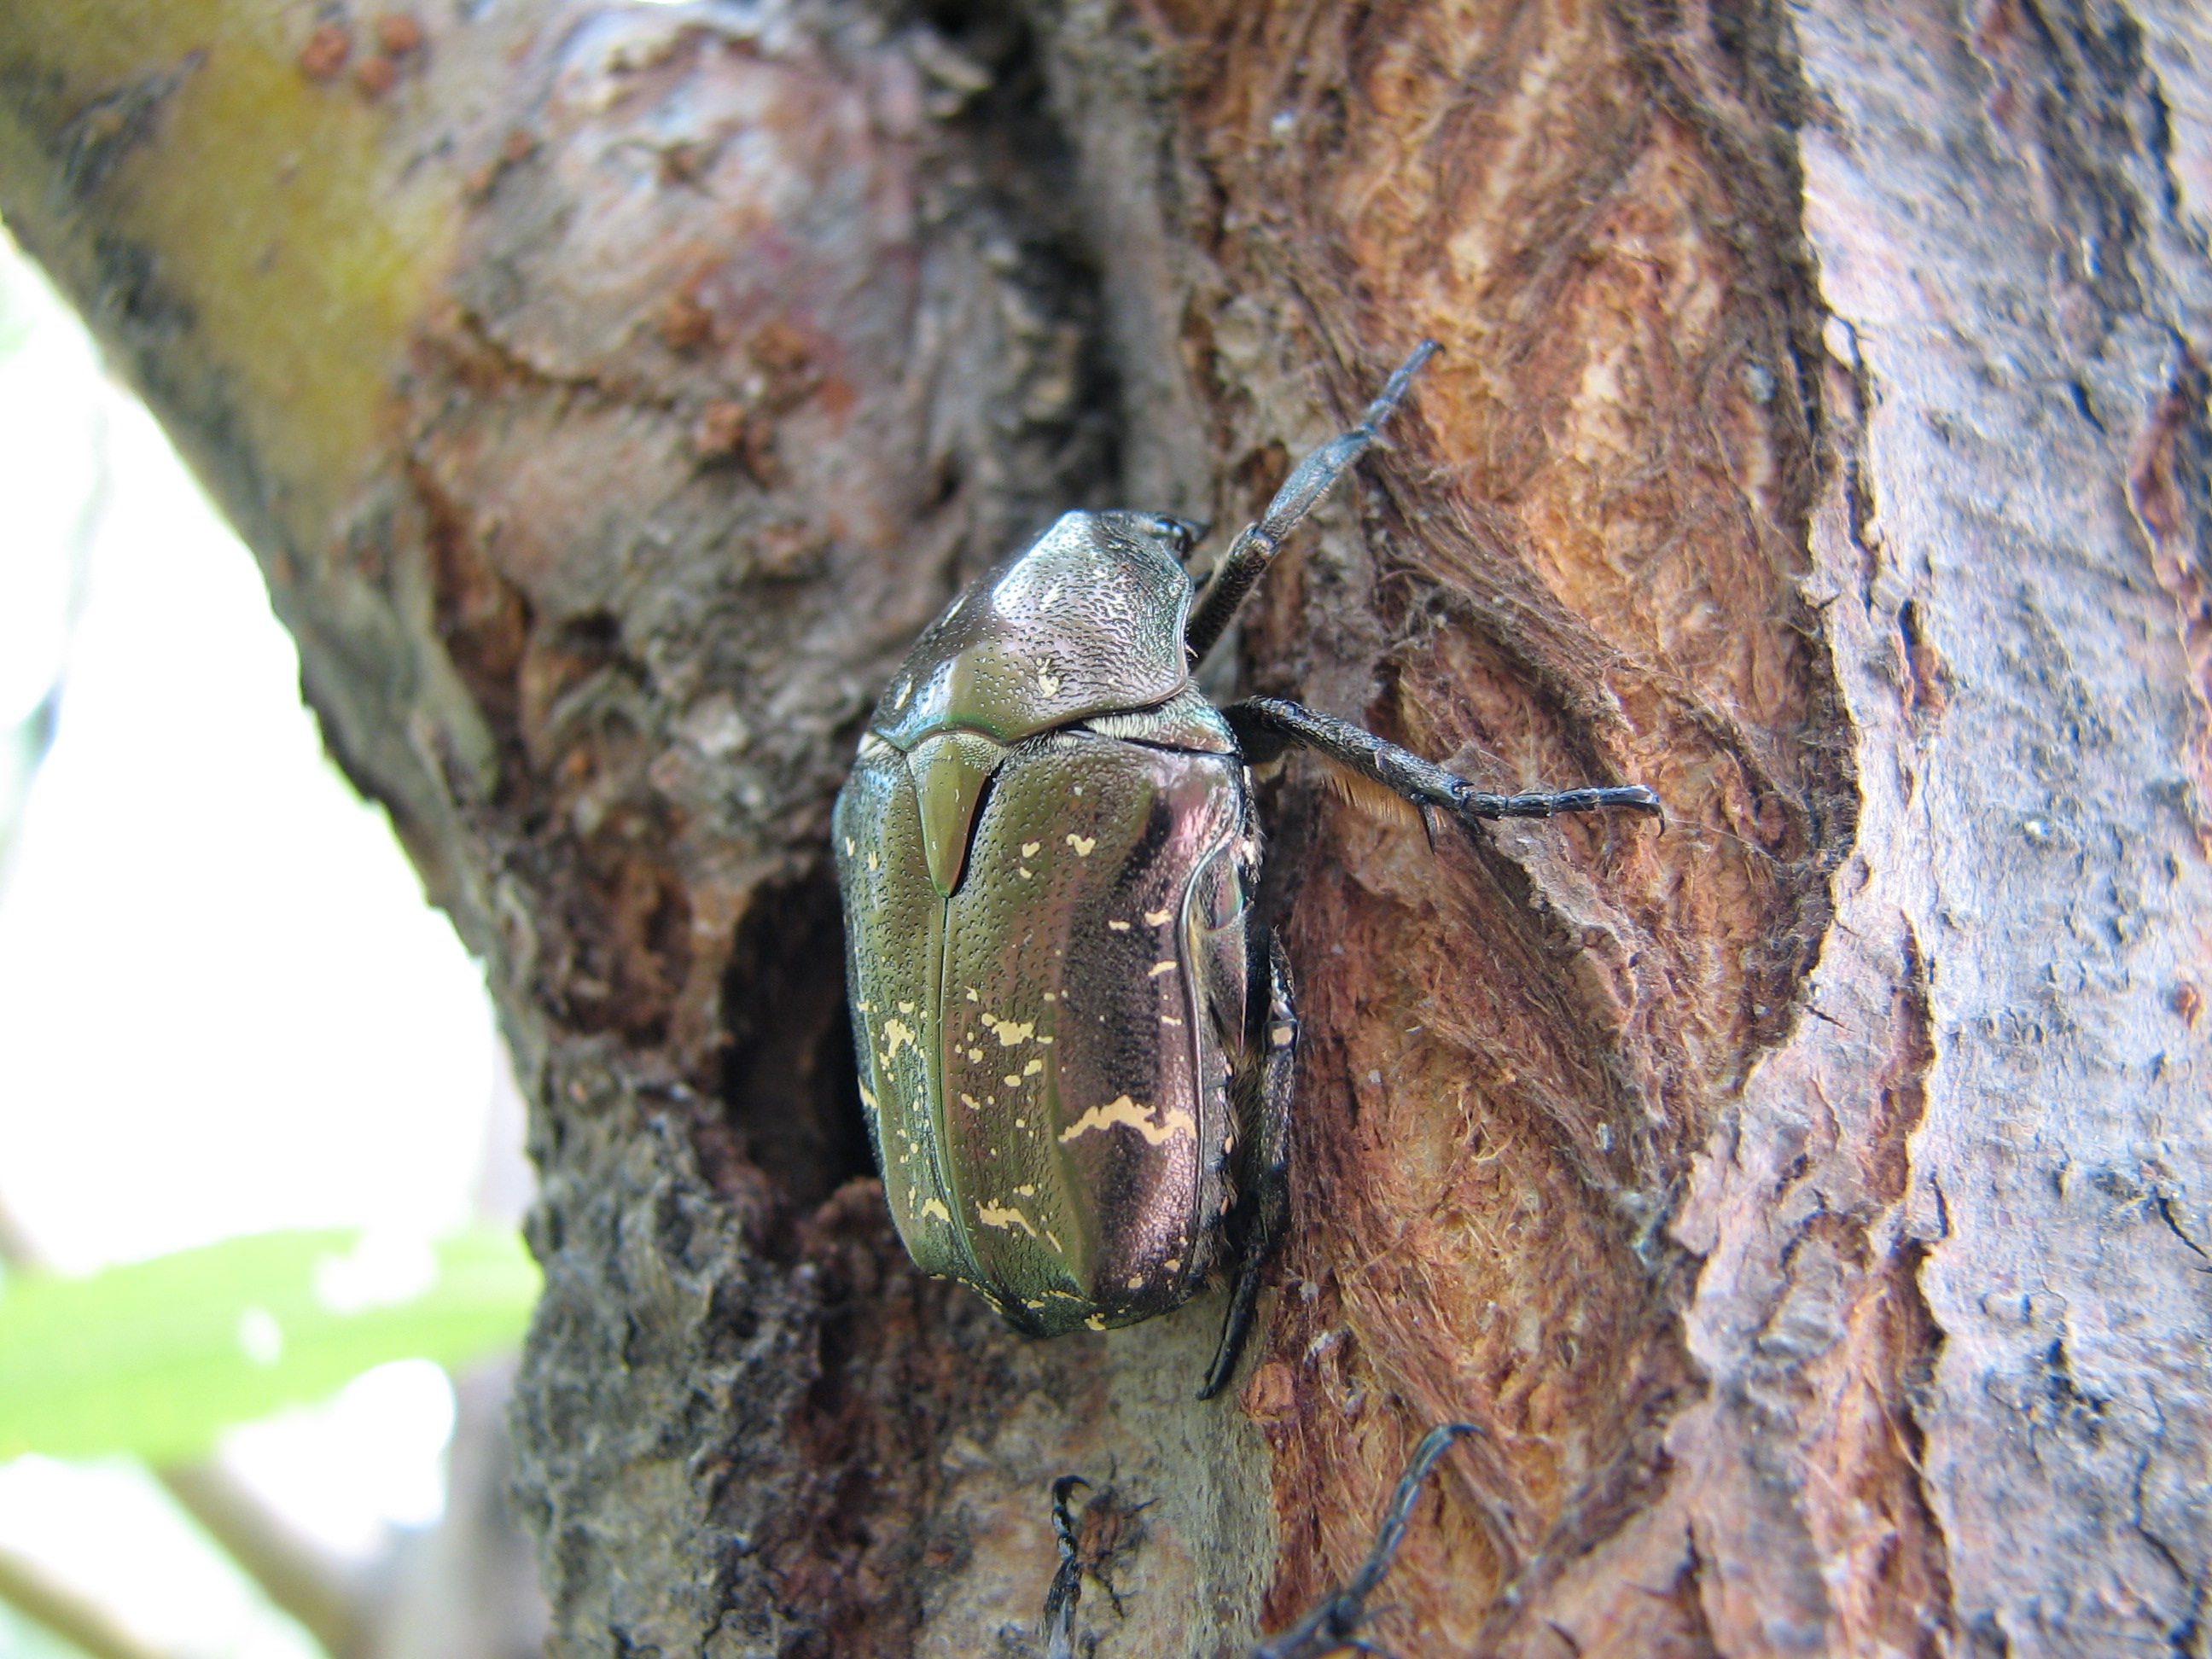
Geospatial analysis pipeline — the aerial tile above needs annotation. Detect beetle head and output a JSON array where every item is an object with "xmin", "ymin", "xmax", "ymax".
[{"xmin": 1149, "ymin": 515, "xmax": 1208, "ymax": 562}]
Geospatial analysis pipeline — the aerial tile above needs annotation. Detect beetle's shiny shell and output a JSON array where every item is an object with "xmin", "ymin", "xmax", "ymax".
[{"xmin": 833, "ymin": 511, "xmax": 1254, "ymax": 1334}]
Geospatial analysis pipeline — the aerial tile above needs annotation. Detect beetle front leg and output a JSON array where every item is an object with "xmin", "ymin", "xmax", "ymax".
[
  {"xmin": 1200, "ymin": 932, "xmax": 1297, "ymax": 1401},
  {"xmin": 1225, "ymin": 696, "xmax": 1662, "ymax": 835},
  {"xmin": 1185, "ymin": 342, "xmax": 1440, "ymax": 665}
]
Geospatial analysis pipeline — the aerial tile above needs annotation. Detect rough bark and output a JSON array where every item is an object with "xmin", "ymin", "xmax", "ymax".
[{"xmin": 2, "ymin": 2, "xmax": 2207, "ymax": 1656}]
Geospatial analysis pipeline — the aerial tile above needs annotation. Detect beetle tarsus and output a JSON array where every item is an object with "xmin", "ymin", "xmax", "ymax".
[
  {"xmin": 1225, "ymin": 697, "xmax": 1661, "ymax": 840},
  {"xmin": 1186, "ymin": 342, "xmax": 1441, "ymax": 664},
  {"xmin": 1042, "ymin": 1476, "xmax": 1090, "ymax": 1659},
  {"xmin": 1041, "ymin": 1475, "xmax": 1150, "ymax": 1659},
  {"xmin": 1246, "ymin": 1423, "xmax": 1477, "ymax": 1659}
]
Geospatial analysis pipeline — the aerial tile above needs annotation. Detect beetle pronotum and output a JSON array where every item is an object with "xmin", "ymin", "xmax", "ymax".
[{"xmin": 833, "ymin": 343, "xmax": 1659, "ymax": 1397}]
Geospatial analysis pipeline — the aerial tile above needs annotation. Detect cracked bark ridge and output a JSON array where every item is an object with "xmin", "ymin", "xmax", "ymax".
[{"xmin": 3, "ymin": 0, "xmax": 2210, "ymax": 1653}]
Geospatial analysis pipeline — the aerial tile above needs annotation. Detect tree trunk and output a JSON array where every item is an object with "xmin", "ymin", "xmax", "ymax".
[{"xmin": 3, "ymin": 2, "xmax": 2208, "ymax": 1654}]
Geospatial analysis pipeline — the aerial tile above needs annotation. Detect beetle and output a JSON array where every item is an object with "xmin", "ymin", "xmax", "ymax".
[{"xmin": 832, "ymin": 341, "xmax": 1659, "ymax": 1398}]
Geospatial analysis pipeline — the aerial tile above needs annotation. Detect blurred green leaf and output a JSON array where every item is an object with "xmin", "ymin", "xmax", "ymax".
[{"xmin": 0, "ymin": 1228, "xmax": 538, "ymax": 1463}]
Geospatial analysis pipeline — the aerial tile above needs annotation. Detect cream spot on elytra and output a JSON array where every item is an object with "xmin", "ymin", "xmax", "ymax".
[
  {"xmin": 975, "ymin": 1202, "xmax": 1037, "ymax": 1237},
  {"xmin": 1057, "ymin": 1095, "xmax": 1196, "ymax": 1145}
]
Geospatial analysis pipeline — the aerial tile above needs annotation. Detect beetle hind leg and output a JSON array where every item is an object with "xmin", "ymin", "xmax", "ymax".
[
  {"xmin": 1225, "ymin": 696, "xmax": 1662, "ymax": 835},
  {"xmin": 1199, "ymin": 932, "xmax": 1296, "ymax": 1401}
]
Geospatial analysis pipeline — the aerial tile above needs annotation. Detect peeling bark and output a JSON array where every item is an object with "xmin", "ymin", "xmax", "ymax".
[{"xmin": 3, "ymin": 0, "xmax": 2208, "ymax": 1655}]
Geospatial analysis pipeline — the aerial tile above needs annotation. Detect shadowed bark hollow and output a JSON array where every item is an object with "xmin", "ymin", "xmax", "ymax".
[{"xmin": 3, "ymin": 0, "xmax": 2209, "ymax": 1654}]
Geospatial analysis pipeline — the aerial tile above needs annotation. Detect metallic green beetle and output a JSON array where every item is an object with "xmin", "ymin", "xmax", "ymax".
[{"xmin": 833, "ymin": 343, "xmax": 1659, "ymax": 1397}]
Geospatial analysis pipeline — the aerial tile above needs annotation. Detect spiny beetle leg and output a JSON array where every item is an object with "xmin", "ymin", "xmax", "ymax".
[
  {"xmin": 1042, "ymin": 1476, "xmax": 1088, "ymax": 1659},
  {"xmin": 1042, "ymin": 1476, "xmax": 1152, "ymax": 1659},
  {"xmin": 1246, "ymin": 1423, "xmax": 1477, "ymax": 1659},
  {"xmin": 1200, "ymin": 932, "xmax": 1298, "ymax": 1401},
  {"xmin": 1185, "ymin": 342, "xmax": 1440, "ymax": 665},
  {"xmin": 1225, "ymin": 696, "xmax": 1662, "ymax": 835}
]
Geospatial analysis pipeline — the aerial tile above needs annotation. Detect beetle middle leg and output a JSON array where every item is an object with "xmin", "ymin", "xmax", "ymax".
[
  {"xmin": 1200, "ymin": 931, "xmax": 1297, "ymax": 1401},
  {"xmin": 1225, "ymin": 696, "xmax": 1662, "ymax": 839}
]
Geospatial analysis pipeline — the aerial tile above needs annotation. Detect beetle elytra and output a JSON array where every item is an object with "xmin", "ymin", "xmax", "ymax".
[{"xmin": 833, "ymin": 342, "xmax": 1659, "ymax": 1397}]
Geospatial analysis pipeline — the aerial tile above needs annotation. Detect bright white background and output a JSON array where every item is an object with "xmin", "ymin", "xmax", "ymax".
[{"xmin": 0, "ymin": 226, "xmax": 523, "ymax": 1659}]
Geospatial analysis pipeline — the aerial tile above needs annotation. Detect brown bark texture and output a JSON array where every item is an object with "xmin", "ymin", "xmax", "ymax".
[{"xmin": 3, "ymin": 0, "xmax": 2209, "ymax": 1654}]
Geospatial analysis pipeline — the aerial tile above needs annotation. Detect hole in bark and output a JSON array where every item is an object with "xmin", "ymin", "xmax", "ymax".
[{"xmin": 718, "ymin": 865, "xmax": 872, "ymax": 1249}]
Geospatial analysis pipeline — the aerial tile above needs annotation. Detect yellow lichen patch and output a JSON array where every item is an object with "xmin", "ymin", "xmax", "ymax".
[
  {"xmin": 1057, "ymin": 1095, "xmax": 1196, "ymax": 1145},
  {"xmin": 0, "ymin": 2, "xmax": 458, "ymax": 549}
]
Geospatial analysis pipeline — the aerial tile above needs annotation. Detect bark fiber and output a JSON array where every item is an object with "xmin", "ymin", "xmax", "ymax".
[{"xmin": 2, "ymin": 0, "xmax": 2208, "ymax": 1654}]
